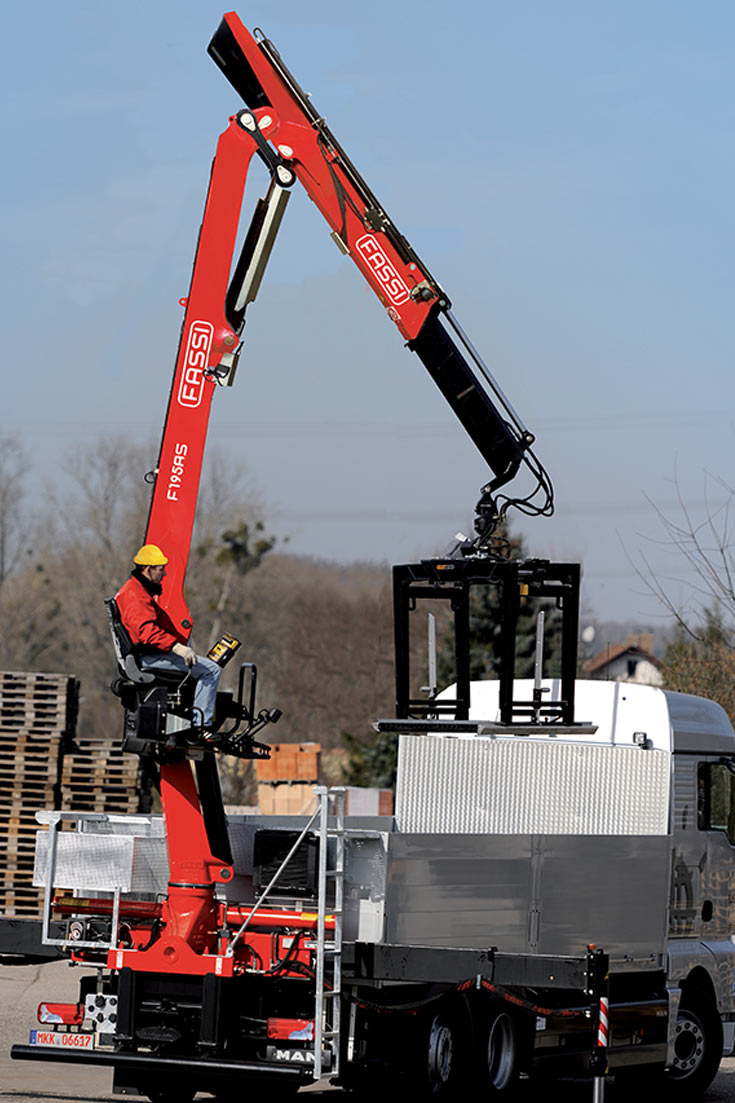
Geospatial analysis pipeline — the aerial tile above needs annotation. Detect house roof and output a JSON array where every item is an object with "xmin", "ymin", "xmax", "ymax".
[{"xmin": 582, "ymin": 633, "xmax": 661, "ymax": 674}]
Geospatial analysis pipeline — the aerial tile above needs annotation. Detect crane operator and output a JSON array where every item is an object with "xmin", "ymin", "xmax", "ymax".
[{"xmin": 115, "ymin": 544, "xmax": 221, "ymax": 727}]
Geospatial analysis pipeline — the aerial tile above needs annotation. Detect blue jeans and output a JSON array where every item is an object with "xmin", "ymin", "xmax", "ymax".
[{"xmin": 140, "ymin": 651, "xmax": 221, "ymax": 725}]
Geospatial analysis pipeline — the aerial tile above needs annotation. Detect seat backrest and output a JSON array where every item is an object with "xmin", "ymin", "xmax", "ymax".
[{"xmin": 105, "ymin": 597, "xmax": 155, "ymax": 685}]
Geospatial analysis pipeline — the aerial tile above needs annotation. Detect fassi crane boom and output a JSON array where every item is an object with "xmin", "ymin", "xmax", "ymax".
[
  {"xmin": 93, "ymin": 13, "xmax": 561, "ymax": 983},
  {"xmin": 148, "ymin": 11, "xmax": 553, "ymax": 641},
  {"xmin": 11, "ymin": 16, "xmax": 578, "ymax": 1099},
  {"xmin": 100, "ymin": 12, "xmax": 562, "ymax": 976}
]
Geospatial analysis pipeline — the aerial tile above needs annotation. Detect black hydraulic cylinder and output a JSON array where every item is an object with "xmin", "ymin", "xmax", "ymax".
[
  {"xmin": 195, "ymin": 754, "xmax": 234, "ymax": 867},
  {"xmin": 409, "ymin": 311, "xmax": 526, "ymax": 492}
]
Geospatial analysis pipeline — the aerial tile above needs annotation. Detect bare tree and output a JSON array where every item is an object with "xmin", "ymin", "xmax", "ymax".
[
  {"xmin": 639, "ymin": 469, "xmax": 735, "ymax": 644},
  {"xmin": 634, "ymin": 468, "xmax": 735, "ymax": 722},
  {"xmin": 0, "ymin": 434, "xmax": 29, "ymax": 590},
  {"xmin": 61, "ymin": 436, "xmax": 152, "ymax": 590},
  {"xmin": 207, "ymin": 520, "xmax": 279, "ymax": 646}
]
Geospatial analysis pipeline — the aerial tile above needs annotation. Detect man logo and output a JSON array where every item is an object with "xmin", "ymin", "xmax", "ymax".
[
  {"xmin": 355, "ymin": 235, "xmax": 410, "ymax": 307},
  {"xmin": 178, "ymin": 321, "xmax": 214, "ymax": 408}
]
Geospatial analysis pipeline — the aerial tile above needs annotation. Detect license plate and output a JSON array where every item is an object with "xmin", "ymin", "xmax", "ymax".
[{"xmin": 30, "ymin": 1030, "xmax": 94, "ymax": 1050}]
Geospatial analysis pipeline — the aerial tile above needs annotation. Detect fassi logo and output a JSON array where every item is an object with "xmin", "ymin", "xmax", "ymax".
[
  {"xmin": 178, "ymin": 321, "xmax": 214, "ymax": 408},
  {"xmin": 355, "ymin": 235, "xmax": 409, "ymax": 306}
]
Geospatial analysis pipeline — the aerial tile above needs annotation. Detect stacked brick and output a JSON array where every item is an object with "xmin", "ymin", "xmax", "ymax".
[
  {"xmin": 255, "ymin": 743, "xmax": 321, "ymax": 814},
  {"xmin": 0, "ymin": 671, "xmax": 79, "ymax": 918}
]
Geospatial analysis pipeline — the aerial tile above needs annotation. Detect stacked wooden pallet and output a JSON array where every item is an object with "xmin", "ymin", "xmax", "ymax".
[
  {"xmin": 60, "ymin": 732, "xmax": 140, "ymax": 815},
  {"xmin": 0, "ymin": 671, "xmax": 79, "ymax": 919}
]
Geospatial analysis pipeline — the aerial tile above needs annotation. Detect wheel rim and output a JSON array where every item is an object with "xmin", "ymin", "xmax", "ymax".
[
  {"xmin": 487, "ymin": 1011, "xmax": 516, "ymax": 1090},
  {"xmin": 670, "ymin": 1010, "xmax": 706, "ymax": 1079},
  {"xmin": 427, "ymin": 1015, "xmax": 454, "ymax": 1087}
]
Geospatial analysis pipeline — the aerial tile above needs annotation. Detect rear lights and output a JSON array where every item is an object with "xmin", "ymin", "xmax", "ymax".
[
  {"xmin": 37, "ymin": 1003, "xmax": 84, "ymax": 1026},
  {"xmin": 267, "ymin": 1018, "xmax": 314, "ymax": 1041}
]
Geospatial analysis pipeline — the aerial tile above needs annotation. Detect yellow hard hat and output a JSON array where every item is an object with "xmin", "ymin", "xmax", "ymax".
[{"xmin": 133, "ymin": 544, "xmax": 169, "ymax": 566}]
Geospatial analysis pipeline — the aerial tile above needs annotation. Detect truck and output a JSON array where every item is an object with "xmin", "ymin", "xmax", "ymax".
[{"xmin": 9, "ymin": 12, "xmax": 734, "ymax": 1102}]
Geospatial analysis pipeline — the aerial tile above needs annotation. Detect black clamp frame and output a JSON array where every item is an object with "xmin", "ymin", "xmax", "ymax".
[{"xmin": 392, "ymin": 557, "xmax": 581, "ymax": 727}]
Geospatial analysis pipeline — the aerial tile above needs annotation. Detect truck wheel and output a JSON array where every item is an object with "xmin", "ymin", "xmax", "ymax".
[
  {"xmin": 483, "ymin": 1008, "xmax": 520, "ymax": 1093},
  {"xmin": 665, "ymin": 1001, "xmax": 722, "ymax": 1099},
  {"xmin": 423, "ymin": 1004, "xmax": 471, "ymax": 1096},
  {"xmin": 426, "ymin": 1013, "xmax": 456, "ymax": 1093},
  {"xmin": 620, "ymin": 996, "xmax": 723, "ymax": 1102}
]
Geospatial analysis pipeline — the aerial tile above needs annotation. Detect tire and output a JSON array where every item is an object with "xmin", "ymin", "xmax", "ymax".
[
  {"xmin": 421, "ymin": 1002, "xmax": 472, "ymax": 1097},
  {"xmin": 665, "ymin": 1001, "xmax": 722, "ymax": 1100},
  {"xmin": 426, "ymin": 1013, "xmax": 457, "ymax": 1094},
  {"xmin": 617, "ymin": 996, "xmax": 722, "ymax": 1103},
  {"xmin": 484, "ymin": 1008, "xmax": 521, "ymax": 1094}
]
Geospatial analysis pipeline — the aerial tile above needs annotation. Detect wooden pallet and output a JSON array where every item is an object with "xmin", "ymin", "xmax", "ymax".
[
  {"xmin": 0, "ymin": 741, "xmax": 63, "ymax": 759},
  {"xmin": 0, "ymin": 817, "xmax": 47, "ymax": 834},
  {"xmin": 59, "ymin": 793, "xmax": 138, "ymax": 814},
  {"xmin": 0, "ymin": 758, "xmax": 59, "ymax": 785},
  {"xmin": 0, "ymin": 703, "xmax": 69, "ymax": 722},
  {"xmin": 0, "ymin": 671, "xmax": 76, "ymax": 691},
  {"xmin": 0, "ymin": 673, "xmax": 79, "ymax": 743},
  {"xmin": 0, "ymin": 845, "xmax": 41, "ymax": 866},
  {"xmin": 0, "ymin": 750, "xmax": 61, "ymax": 771},
  {"xmin": 60, "ymin": 770, "xmax": 139, "ymax": 791},
  {"xmin": 0, "ymin": 713, "xmax": 74, "ymax": 727},
  {"xmin": 0, "ymin": 691, "xmax": 70, "ymax": 703},
  {"xmin": 0, "ymin": 673, "xmax": 145, "ymax": 871},
  {"xmin": 61, "ymin": 750, "xmax": 136, "ymax": 767},
  {"xmin": 0, "ymin": 780, "xmax": 57, "ymax": 799},
  {"xmin": 63, "ymin": 754, "xmax": 135, "ymax": 772},
  {"xmin": 60, "ymin": 784, "xmax": 139, "ymax": 802},
  {"xmin": 0, "ymin": 803, "xmax": 55, "ymax": 825},
  {"xmin": 0, "ymin": 886, "xmax": 45, "ymax": 919},
  {"xmin": 0, "ymin": 858, "xmax": 39, "ymax": 877},
  {"xmin": 0, "ymin": 737, "xmax": 65, "ymax": 757}
]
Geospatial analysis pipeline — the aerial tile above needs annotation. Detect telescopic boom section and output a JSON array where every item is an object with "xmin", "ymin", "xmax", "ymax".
[
  {"xmin": 208, "ymin": 15, "xmax": 551, "ymax": 519},
  {"xmin": 147, "ymin": 11, "xmax": 552, "ymax": 636},
  {"xmin": 144, "ymin": 111, "xmax": 293, "ymax": 636}
]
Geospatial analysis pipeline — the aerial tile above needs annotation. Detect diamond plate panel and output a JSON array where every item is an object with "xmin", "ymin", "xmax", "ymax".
[
  {"xmin": 396, "ymin": 736, "xmax": 670, "ymax": 834},
  {"xmin": 33, "ymin": 833, "xmax": 135, "ymax": 892}
]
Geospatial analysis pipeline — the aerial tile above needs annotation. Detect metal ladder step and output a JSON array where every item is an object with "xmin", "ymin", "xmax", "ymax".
[{"xmin": 313, "ymin": 786, "xmax": 345, "ymax": 1083}]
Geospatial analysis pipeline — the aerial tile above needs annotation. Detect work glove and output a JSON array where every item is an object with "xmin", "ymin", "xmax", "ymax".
[{"xmin": 172, "ymin": 642, "xmax": 197, "ymax": 667}]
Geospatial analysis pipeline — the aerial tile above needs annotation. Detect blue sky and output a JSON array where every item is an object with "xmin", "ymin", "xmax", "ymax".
[{"xmin": 2, "ymin": 2, "xmax": 734, "ymax": 624}]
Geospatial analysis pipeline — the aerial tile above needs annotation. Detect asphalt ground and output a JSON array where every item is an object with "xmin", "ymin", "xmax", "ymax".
[{"xmin": 2, "ymin": 961, "xmax": 735, "ymax": 1101}]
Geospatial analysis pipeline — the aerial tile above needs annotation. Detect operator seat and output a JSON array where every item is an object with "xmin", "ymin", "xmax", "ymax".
[
  {"xmin": 105, "ymin": 596, "xmax": 197, "ymax": 756},
  {"xmin": 104, "ymin": 597, "xmax": 191, "ymax": 694}
]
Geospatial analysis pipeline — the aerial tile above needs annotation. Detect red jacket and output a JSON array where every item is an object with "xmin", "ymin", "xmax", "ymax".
[{"xmin": 116, "ymin": 574, "xmax": 186, "ymax": 653}]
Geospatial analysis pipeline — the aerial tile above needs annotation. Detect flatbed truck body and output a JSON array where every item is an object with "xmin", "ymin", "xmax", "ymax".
[{"xmin": 13, "ymin": 679, "xmax": 735, "ymax": 1098}]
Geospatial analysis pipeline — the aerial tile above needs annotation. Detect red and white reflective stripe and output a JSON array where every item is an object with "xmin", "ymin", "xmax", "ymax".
[{"xmin": 597, "ymin": 997, "xmax": 609, "ymax": 1047}]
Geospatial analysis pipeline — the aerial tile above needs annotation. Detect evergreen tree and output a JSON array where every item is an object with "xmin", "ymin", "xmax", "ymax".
[
  {"xmin": 341, "ymin": 730, "xmax": 398, "ymax": 791},
  {"xmin": 437, "ymin": 524, "xmax": 563, "ymax": 687}
]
